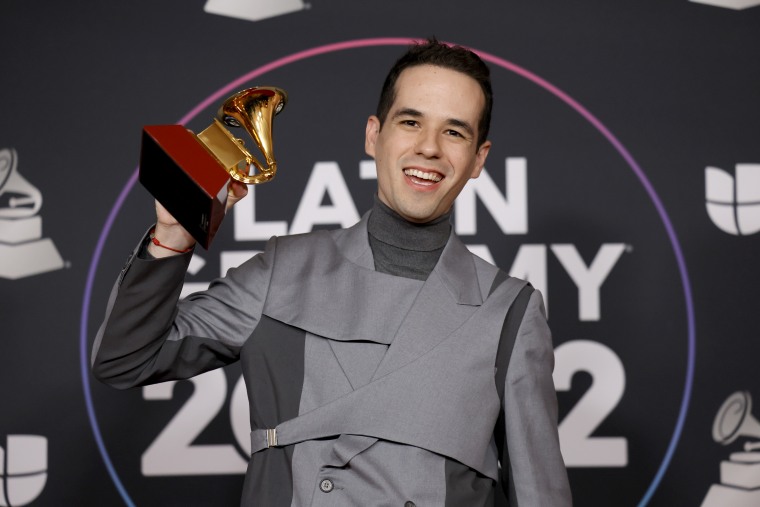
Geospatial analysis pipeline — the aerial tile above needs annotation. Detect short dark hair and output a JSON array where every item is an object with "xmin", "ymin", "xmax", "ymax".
[{"xmin": 376, "ymin": 38, "xmax": 493, "ymax": 147}]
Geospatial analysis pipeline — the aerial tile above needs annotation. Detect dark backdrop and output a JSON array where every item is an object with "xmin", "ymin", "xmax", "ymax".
[{"xmin": 2, "ymin": 1, "xmax": 759, "ymax": 505}]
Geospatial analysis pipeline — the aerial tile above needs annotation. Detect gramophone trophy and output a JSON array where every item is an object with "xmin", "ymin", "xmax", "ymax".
[
  {"xmin": 0, "ymin": 148, "xmax": 64, "ymax": 279},
  {"xmin": 140, "ymin": 86, "xmax": 287, "ymax": 248},
  {"xmin": 701, "ymin": 391, "xmax": 760, "ymax": 506}
]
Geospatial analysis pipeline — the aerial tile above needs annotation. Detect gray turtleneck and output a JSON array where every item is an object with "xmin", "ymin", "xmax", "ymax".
[{"xmin": 367, "ymin": 197, "xmax": 452, "ymax": 281}]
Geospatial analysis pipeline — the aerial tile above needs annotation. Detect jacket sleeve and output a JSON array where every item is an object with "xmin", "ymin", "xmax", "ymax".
[
  {"xmin": 501, "ymin": 289, "xmax": 572, "ymax": 506},
  {"xmin": 91, "ymin": 230, "xmax": 277, "ymax": 389}
]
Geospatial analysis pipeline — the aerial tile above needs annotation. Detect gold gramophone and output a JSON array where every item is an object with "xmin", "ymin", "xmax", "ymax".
[{"xmin": 140, "ymin": 86, "xmax": 287, "ymax": 248}]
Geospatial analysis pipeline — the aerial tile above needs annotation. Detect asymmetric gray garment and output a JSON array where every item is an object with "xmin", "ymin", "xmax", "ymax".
[{"xmin": 92, "ymin": 212, "xmax": 571, "ymax": 506}]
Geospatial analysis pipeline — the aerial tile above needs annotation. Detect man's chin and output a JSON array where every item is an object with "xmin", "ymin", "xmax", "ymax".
[{"xmin": 396, "ymin": 206, "xmax": 444, "ymax": 224}]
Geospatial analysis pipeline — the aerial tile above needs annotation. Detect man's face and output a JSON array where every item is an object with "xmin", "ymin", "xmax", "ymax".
[{"xmin": 365, "ymin": 64, "xmax": 491, "ymax": 224}]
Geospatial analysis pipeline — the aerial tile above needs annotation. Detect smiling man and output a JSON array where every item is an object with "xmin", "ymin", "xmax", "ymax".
[
  {"xmin": 367, "ymin": 63, "xmax": 491, "ymax": 224},
  {"xmin": 93, "ymin": 39, "xmax": 571, "ymax": 506}
]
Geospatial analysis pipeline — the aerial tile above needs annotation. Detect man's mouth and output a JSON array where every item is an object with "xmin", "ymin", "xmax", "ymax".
[{"xmin": 404, "ymin": 168, "xmax": 443, "ymax": 184}]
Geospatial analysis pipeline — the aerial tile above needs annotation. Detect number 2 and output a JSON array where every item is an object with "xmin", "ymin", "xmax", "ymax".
[
  {"xmin": 141, "ymin": 369, "xmax": 248, "ymax": 475},
  {"xmin": 553, "ymin": 340, "xmax": 628, "ymax": 466}
]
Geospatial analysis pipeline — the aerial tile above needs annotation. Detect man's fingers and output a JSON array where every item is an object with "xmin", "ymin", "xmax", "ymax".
[{"xmin": 226, "ymin": 180, "xmax": 249, "ymax": 212}]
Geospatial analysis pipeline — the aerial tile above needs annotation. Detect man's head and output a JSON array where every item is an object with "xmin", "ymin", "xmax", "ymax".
[
  {"xmin": 365, "ymin": 39, "xmax": 493, "ymax": 224},
  {"xmin": 375, "ymin": 39, "xmax": 493, "ymax": 147}
]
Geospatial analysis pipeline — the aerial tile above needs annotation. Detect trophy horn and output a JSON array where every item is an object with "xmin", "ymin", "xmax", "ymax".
[
  {"xmin": 0, "ymin": 148, "xmax": 42, "ymax": 218},
  {"xmin": 712, "ymin": 391, "xmax": 760, "ymax": 445},
  {"xmin": 196, "ymin": 86, "xmax": 287, "ymax": 185},
  {"xmin": 139, "ymin": 85, "xmax": 288, "ymax": 248}
]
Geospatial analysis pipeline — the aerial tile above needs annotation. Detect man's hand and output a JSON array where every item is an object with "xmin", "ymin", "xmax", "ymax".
[
  {"xmin": 225, "ymin": 179, "xmax": 248, "ymax": 211},
  {"xmin": 147, "ymin": 180, "xmax": 249, "ymax": 258}
]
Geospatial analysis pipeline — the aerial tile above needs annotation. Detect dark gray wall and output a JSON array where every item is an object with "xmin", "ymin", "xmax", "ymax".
[{"xmin": 2, "ymin": 1, "xmax": 759, "ymax": 505}]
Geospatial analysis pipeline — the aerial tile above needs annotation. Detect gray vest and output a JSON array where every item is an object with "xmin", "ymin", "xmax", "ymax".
[{"xmin": 249, "ymin": 228, "xmax": 526, "ymax": 481}]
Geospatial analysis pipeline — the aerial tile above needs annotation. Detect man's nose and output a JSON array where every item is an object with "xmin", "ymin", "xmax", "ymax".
[{"xmin": 414, "ymin": 128, "xmax": 441, "ymax": 158}]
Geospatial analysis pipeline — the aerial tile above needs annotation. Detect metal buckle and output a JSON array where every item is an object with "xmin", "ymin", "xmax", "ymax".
[{"xmin": 266, "ymin": 428, "xmax": 278, "ymax": 448}]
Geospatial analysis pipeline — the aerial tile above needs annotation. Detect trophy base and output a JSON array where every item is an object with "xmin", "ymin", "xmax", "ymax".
[
  {"xmin": 721, "ymin": 456, "xmax": 760, "ymax": 488},
  {"xmin": 701, "ymin": 484, "xmax": 760, "ymax": 507},
  {"xmin": 0, "ymin": 238, "xmax": 64, "ymax": 279},
  {"xmin": 140, "ymin": 125, "xmax": 230, "ymax": 249},
  {"xmin": 0, "ymin": 216, "xmax": 42, "ymax": 243}
]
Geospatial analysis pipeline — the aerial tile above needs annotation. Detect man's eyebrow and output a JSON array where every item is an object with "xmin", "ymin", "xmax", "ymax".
[
  {"xmin": 391, "ymin": 107, "xmax": 423, "ymax": 119},
  {"xmin": 447, "ymin": 118, "xmax": 475, "ymax": 137},
  {"xmin": 392, "ymin": 108, "xmax": 476, "ymax": 137}
]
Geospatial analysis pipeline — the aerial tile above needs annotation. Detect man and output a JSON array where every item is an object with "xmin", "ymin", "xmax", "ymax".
[{"xmin": 92, "ymin": 39, "xmax": 571, "ymax": 506}]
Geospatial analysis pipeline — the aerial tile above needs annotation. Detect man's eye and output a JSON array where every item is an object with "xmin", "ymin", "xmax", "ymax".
[
  {"xmin": 400, "ymin": 120, "xmax": 418, "ymax": 127},
  {"xmin": 446, "ymin": 129, "xmax": 464, "ymax": 138}
]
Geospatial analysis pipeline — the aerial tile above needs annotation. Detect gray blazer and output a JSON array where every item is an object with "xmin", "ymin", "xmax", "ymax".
[{"xmin": 92, "ymin": 213, "xmax": 571, "ymax": 506}]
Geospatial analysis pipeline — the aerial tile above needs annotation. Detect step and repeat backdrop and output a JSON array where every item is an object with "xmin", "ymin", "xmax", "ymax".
[{"xmin": 2, "ymin": 1, "xmax": 759, "ymax": 506}]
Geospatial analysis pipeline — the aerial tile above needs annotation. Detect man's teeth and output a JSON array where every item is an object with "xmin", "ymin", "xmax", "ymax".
[{"xmin": 404, "ymin": 169, "xmax": 442, "ymax": 182}]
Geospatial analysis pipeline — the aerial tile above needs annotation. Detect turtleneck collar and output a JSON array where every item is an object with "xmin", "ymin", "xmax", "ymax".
[{"xmin": 367, "ymin": 196, "xmax": 452, "ymax": 252}]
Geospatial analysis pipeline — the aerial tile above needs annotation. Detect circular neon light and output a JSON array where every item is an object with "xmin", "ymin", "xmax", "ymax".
[{"xmin": 79, "ymin": 37, "xmax": 695, "ymax": 507}]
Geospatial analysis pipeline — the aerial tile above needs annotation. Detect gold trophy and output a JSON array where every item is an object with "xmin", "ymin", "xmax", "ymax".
[{"xmin": 140, "ymin": 86, "xmax": 287, "ymax": 248}]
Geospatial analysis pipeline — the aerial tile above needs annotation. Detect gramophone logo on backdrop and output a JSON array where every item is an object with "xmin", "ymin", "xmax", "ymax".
[
  {"xmin": 0, "ymin": 148, "xmax": 64, "ymax": 279},
  {"xmin": 705, "ymin": 164, "xmax": 760, "ymax": 235},
  {"xmin": 702, "ymin": 391, "xmax": 760, "ymax": 506},
  {"xmin": 690, "ymin": 0, "xmax": 760, "ymax": 8},
  {"xmin": 203, "ymin": 0, "xmax": 308, "ymax": 22},
  {"xmin": 0, "ymin": 435, "xmax": 47, "ymax": 506}
]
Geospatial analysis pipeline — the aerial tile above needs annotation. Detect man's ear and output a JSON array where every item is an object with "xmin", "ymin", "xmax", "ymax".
[
  {"xmin": 365, "ymin": 115, "xmax": 380, "ymax": 157},
  {"xmin": 471, "ymin": 140, "xmax": 492, "ymax": 179}
]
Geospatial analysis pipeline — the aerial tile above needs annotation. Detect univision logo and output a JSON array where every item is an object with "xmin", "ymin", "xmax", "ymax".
[
  {"xmin": 0, "ymin": 435, "xmax": 47, "ymax": 507},
  {"xmin": 705, "ymin": 164, "xmax": 760, "ymax": 235}
]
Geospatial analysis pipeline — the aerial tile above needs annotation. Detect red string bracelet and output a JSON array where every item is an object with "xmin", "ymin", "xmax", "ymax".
[{"xmin": 149, "ymin": 228, "xmax": 193, "ymax": 254}]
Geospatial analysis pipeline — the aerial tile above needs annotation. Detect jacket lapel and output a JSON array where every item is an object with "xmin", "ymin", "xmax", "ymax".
[
  {"xmin": 263, "ymin": 214, "xmax": 422, "ymax": 346},
  {"xmin": 370, "ymin": 231, "xmax": 484, "ymax": 381},
  {"xmin": 327, "ymin": 214, "xmax": 416, "ymax": 390},
  {"xmin": 264, "ymin": 213, "xmax": 487, "ymax": 390},
  {"xmin": 328, "ymin": 212, "xmax": 487, "ymax": 384}
]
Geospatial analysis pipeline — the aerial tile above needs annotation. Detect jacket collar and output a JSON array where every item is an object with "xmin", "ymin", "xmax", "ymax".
[{"xmin": 333, "ymin": 211, "xmax": 483, "ymax": 306}]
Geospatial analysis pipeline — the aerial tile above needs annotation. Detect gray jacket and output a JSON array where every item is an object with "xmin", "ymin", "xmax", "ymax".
[{"xmin": 92, "ymin": 213, "xmax": 571, "ymax": 506}]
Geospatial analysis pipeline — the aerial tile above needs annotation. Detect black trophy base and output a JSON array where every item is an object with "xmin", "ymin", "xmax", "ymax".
[{"xmin": 140, "ymin": 125, "xmax": 230, "ymax": 249}]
